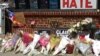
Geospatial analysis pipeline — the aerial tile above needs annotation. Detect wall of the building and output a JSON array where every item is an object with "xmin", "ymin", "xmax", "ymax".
[
  {"xmin": 12, "ymin": 15, "xmax": 99, "ymax": 33},
  {"xmin": 8, "ymin": 0, "xmax": 100, "ymax": 33},
  {"xmin": 26, "ymin": 16, "xmax": 99, "ymax": 29}
]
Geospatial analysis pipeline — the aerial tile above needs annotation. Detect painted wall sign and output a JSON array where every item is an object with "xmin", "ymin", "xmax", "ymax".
[{"xmin": 60, "ymin": 0, "xmax": 97, "ymax": 9}]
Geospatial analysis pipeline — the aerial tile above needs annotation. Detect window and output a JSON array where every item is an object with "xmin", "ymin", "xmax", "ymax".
[
  {"xmin": 18, "ymin": 0, "xmax": 26, "ymax": 9},
  {"xmin": 14, "ymin": 0, "xmax": 30, "ymax": 9},
  {"xmin": 38, "ymin": 0, "xmax": 49, "ymax": 9},
  {"xmin": 30, "ymin": 0, "xmax": 38, "ymax": 9},
  {"xmin": 49, "ymin": 0, "xmax": 59, "ymax": 9}
]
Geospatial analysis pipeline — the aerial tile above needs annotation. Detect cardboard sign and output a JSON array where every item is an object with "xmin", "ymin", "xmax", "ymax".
[
  {"xmin": 56, "ymin": 30, "xmax": 67, "ymax": 36},
  {"xmin": 60, "ymin": 0, "xmax": 97, "ymax": 9}
]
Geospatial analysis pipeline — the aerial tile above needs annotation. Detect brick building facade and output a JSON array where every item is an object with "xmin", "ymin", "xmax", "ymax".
[
  {"xmin": 12, "ymin": 9, "xmax": 100, "ymax": 33},
  {"xmin": 4, "ymin": 0, "xmax": 100, "ymax": 33}
]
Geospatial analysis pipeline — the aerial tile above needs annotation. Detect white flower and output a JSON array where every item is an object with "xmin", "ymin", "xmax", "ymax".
[{"xmin": 84, "ymin": 17, "xmax": 93, "ymax": 23}]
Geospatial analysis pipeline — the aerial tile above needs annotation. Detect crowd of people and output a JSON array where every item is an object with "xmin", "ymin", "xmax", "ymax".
[{"xmin": 0, "ymin": 18, "xmax": 100, "ymax": 56}]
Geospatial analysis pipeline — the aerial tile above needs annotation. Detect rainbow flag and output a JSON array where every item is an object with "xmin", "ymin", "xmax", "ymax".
[
  {"xmin": 8, "ymin": 11, "xmax": 15, "ymax": 22},
  {"xmin": 8, "ymin": 11, "xmax": 22, "ymax": 26}
]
